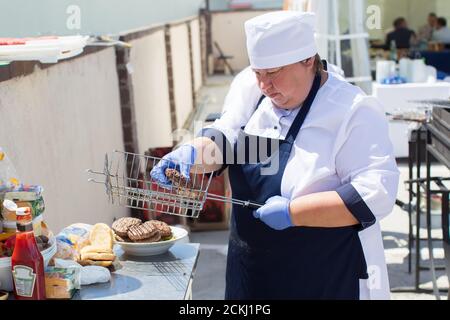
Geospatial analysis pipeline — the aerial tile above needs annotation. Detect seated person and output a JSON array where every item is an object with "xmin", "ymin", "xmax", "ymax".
[
  {"xmin": 432, "ymin": 17, "xmax": 450, "ymax": 44},
  {"xmin": 385, "ymin": 17, "xmax": 416, "ymax": 50},
  {"xmin": 417, "ymin": 13, "xmax": 437, "ymax": 42}
]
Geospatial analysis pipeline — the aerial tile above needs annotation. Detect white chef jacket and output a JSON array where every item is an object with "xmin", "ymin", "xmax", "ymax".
[
  {"xmin": 432, "ymin": 26, "xmax": 450, "ymax": 44},
  {"xmin": 202, "ymin": 67, "xmax": 400, "ymax": 300}
]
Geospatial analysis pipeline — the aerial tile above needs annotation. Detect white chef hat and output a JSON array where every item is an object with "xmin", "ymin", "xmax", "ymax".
[{"xmin": 245, "ymin": 11, "xmax": 317, "ymax": 69}]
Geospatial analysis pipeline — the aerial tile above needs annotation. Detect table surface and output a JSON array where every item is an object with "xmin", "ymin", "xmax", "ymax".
[
  {"xmin": 419, "ymin": 50, "xmax": 450, "ymax": 75},
  {"xmin": 73, "ymin": 243, "xmax": 200, "ymax": 300},
  {"xmin": 372, "ymin": 81, "xmax": 450, "ymax": 113}
]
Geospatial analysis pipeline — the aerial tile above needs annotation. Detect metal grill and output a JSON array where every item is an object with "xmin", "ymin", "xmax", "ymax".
[{"xmin": 87, "ymin": 150, "xmax": 262, "ymax": 219}]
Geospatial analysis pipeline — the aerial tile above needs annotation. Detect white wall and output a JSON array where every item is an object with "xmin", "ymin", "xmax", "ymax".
[
  {"xmin": 190, "ymin": 19, "xmax": 203, "ymax": 93},
  {"xmin": 170, "ymin": 23, "xmax": 194, "ymax": 128},
  {"xmin": 367, "ymin": 0, "xmax": 438, "ymax": 40},
  {"xmin": 212, "ymin": 10, "xmax": 276, "ymax": 71},
  {"xmin": 436, "ymin": 0, "xmax": 450, "ymax": 17},
  {"xmin": 0, "ymin": 48, "xmax": 128, "ymax": 232},
  {"xmin": 128, "ymin": 18, "xmax": 204, "ymax": 150},
  {"xmin": 0, "ymin": 16, "xmax": 207, "ymax": 233},
  {"xmin": 406, "ymin": 0, "xmax": 436, "ymax": 33},
  {"xmin": 129, "ymin": 30, "xmax": 173, "ymax": 151}
]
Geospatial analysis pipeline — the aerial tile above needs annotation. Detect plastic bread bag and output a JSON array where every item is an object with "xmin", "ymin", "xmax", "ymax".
[
  {"xmin": 45, "ymin": 265, "xmax": 81, "ymax": 290},
  {"xmin": 0, "ymin": 147, "xmax": 21, "ymax": 210},
  {"xmin": 44, "ymin": 265, "xmax": 81, "ymax": 299},
  {"xmin": 0, "ymin": 147, "xmax": 21, "ymax": 192},
  {"xmin": 55, "ymin": 223, "xmax": 93, "ymax": 260},
  {"xmin": 54, "ymin": 258, "xmax": 110, "ymax": 285},
  {"xmin": 54, "ymin": 237, "xmax": 79, "ymax": 260}
]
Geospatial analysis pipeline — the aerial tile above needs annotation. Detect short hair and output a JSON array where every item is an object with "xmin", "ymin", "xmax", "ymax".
[
  {"xmin": 299, "ymin": 54, "xmax": 323, "ymax": 74},
  {"xmin": 437, "ymin": 17, "xmax": 447, "ymax": 27},
  {"xmin": 393, "ymin": 17, "xmax": 405, "ymax": 28},
  {"xmin": 429, "ymin": 13, "xmax": 437, "ymax": 18},
  {"xmin": 313, "ymin": 53, "xmax": 324, "ymax": 74}
]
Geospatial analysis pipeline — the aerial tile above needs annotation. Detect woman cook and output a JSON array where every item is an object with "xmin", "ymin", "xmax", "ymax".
[{"xmin": 151, "ymin": 11, "xmax": 399, "ymax": 300}]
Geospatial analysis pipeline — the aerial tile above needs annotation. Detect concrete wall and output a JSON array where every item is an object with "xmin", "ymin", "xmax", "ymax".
[
  {"xmin": 128, "ymin": 18, "xmax": 205, "ymax": 152},
  {"xmin": 170, "ymin": 23, "xmax": 195, "ymax": 128},
  {"xmin": 0, "ymin": 15, "xmax": 206, "ymax": 231},
  {"xmin": 122, "ymin": 17, "xmax": 205, "ymax": 152},
  {"xmin": 0, "ymin": 48, "xmax": 128, "ymax": 232},
  {"xmin": 190, "ymin": 19, "xmax": 203, "ymax": 93},
  {"xmin": 129, "ymin": 30, "xmax": 173, "ymax": 151},
  {"xmin": 211, "ymin": 10, "xmax": 276, "ymax": 71},
  {"xmin": 436, "ymin": 0, "xmax": 450, "ymax": 17}
]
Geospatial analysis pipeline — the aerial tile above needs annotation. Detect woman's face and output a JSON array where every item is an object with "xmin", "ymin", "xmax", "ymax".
[{"xmin": 253, "ymin": 57, "xmax": 315, "ymax": 109}]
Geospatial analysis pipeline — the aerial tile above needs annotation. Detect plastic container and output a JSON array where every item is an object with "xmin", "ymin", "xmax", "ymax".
[
  {"xmin": 399, "ymin": 58, "xmax": 411, "ymax": 82},
  {"xmin": 2, "ymin": 220, "xmax": 16, "ymax": 233},
  {"xmin": 0, "ymin": 235, "xmax": 56, "ymax": 292},
  {"xmin": 3, "ymin": 191, "xmax": 45, "ymax": 221},
  {"xmin": 0, "ymin": 35, "xmax": 88, "ymax": 63},
  {"xmin": 2, "ymin": 215, "xmax": 44, "ymax": 236},
  {"xmin": 1, "ymin": 206, "xmax": 15, "ymax": 221},
  {"xmin": 376, "ymin": 60, "xmax": 396, "ymax": 83}
]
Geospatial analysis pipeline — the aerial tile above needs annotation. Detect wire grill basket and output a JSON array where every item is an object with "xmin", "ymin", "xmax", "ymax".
[
  {"xmin": 87, "ymin": 150, "xmax": 262, "ymax": 219},
  {"xmin": 87, "ymin": 150, "xmax": 215, "ymax": 218}
]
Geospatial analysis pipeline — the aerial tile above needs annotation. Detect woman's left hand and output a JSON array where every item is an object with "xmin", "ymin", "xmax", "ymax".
[{"xmin": 253, "ymin": 195, "xmax": 293, "ymax": 230}]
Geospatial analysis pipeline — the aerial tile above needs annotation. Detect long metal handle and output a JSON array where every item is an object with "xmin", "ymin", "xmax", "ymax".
[
  {"xmin": 87, "ymin": 178, "xmax": 106, "ymax": 184},
  {"xmin": 206, "ymin": 192, "xmax": 263, "ymax": 209},
  {"xmin": 87, "ymin": 168, "xmax": 263, "ymax": 208}
]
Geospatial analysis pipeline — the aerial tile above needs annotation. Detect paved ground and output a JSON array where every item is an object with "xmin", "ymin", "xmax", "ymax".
[
  {"xmin": 381, "ymin": 162, "xmax": 449, "ymax": 300},
  {"xmin": 188, "ymin": 74, "xmax": 450, "ymax": 300}
]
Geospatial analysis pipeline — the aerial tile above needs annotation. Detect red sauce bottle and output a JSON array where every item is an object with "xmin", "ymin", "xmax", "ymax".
[{"xmin": 11, "ymin": 207, "xmax": 46, "ymax": 300}]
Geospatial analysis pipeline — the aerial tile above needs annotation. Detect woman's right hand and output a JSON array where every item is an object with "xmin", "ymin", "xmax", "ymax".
[{"xmin": 150, "ymin": 144, "xmax": 197, "ymax": 189}]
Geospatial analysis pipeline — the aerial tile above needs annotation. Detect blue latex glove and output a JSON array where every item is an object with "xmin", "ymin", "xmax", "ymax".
[
  {"xmin": 253, "ymin": 195, "xmax": 293, "ymax": 230},
  {"xmin": 150, "ymin": 144, "xmax": 197, "ymax": 188}
]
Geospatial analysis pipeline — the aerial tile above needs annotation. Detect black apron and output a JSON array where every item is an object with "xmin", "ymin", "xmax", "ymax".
[{"xmin": 225, "ymin": 73, "xmax": 368, "ymax": 300}]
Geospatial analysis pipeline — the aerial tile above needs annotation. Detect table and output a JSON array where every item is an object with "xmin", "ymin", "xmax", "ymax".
[
  {"xmin": 73, "ymin": 243, "xmax": 200, "ymax": 300},
  {"xmin": 419, "ymin": 51, "xmax": 450, "ymax": 75},
  {"xmin": 372, "ymin": 82, "xmax": 450, "ymax": 157},
  {"xmin": 424, "ymin": 121, "xmax": 450, "ymax": 300},
  {"xmin": 401, "ymin": 124, "xmax": 449, "ymax": 299}
]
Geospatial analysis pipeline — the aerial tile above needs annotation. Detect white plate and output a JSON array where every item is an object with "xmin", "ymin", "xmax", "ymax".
[{"xmin": 114, "ymin": 226, "xmax": 188, "ymax": 256}]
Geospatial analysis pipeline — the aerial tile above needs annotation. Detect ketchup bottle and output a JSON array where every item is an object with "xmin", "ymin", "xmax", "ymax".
[{"xmin": 11, "ymin": 207, "xmax": 46, "ymax": 300}]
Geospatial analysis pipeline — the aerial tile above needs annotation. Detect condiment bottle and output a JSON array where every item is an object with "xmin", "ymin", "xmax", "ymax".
[{"xmin": 11, "ymin": 207, "xmax": 46, "ymax": 300}]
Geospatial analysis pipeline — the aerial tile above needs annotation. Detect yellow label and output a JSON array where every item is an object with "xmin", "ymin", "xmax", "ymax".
[
  {"xmin": 0, "ymin": 232, "xmax": 16, "ymax": 241},
  {"xmin": 0, "ymin": 152, "xmax": 4, "ymax": 161},
  {"xmin": 9, "ymin": 177, "xmax": 19, "ymax": 186}
]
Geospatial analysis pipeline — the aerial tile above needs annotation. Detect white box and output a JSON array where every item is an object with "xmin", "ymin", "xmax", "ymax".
[{"xmin": 372, "ymin": 82, "xmax": 450, "ymax": 157}]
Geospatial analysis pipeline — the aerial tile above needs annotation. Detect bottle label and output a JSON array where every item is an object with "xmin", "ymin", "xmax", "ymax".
[
  {"xmin": 17, "ymin": 222, "xmax": 33, "ymax": 232},
  {"xmin": 12, "ymin": 265, "xmax": 36, "ymax": 297}
]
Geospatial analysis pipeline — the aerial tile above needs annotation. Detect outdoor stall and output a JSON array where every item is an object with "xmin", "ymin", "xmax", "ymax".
[
  {"xmin": 2, "ymin": 0, "xmax": 450, "ymax": 303},
  {"xmin": 423, "ymin": 104, "xmax": 450, "ymax": 300},
  {"xmin": 418, "ymin": 50, "xmax": 450, "ymax": 75},
  {"xmin": 0, "ymin": 148, "xmax": 200, "ymax": 300},
  {"xmin": 395, "ymin": 103, "xmax": 450, "ymax": 300},
  {"xmin": 372, "ymin": 82, "xmax": 450, "ymax": 158}
]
